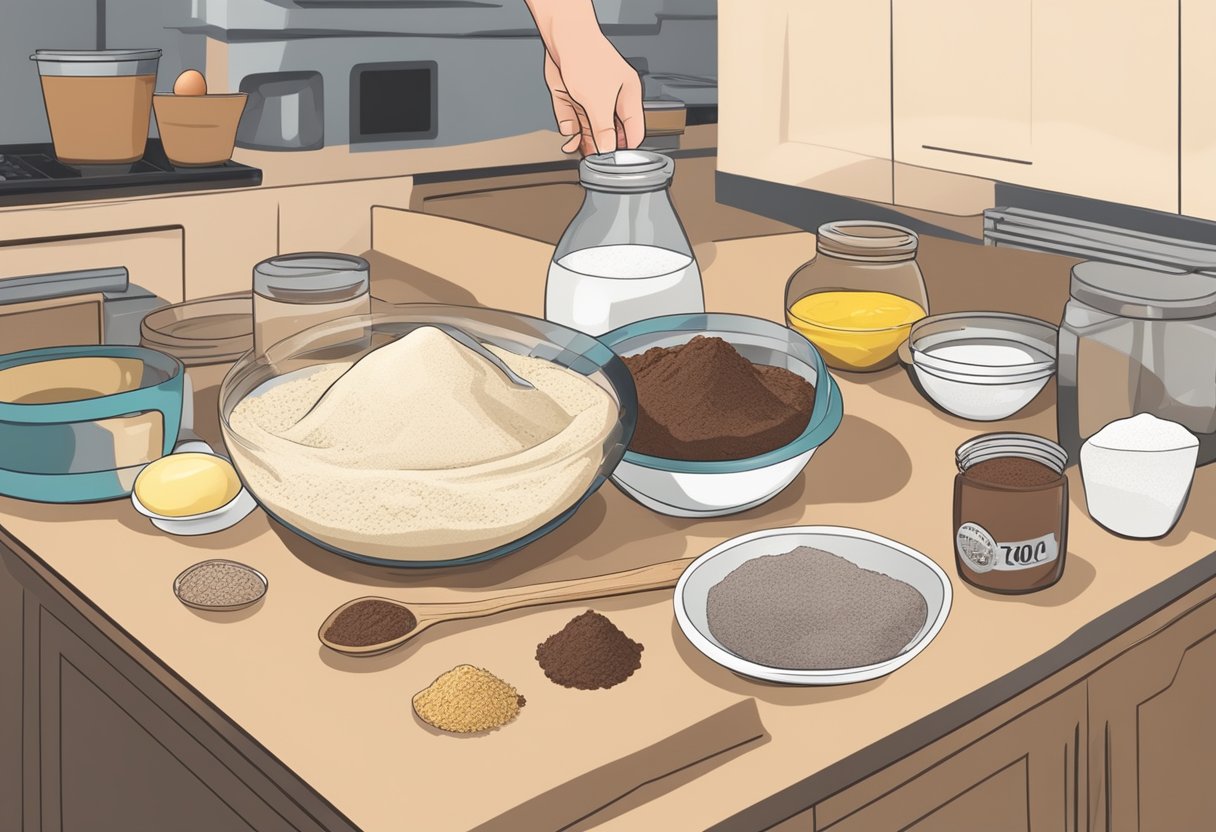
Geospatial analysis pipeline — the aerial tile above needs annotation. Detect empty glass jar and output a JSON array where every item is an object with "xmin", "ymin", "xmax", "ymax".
[
  {"xmin": 545, "ymin": 150, "xmax": 704, "ymax": 336},
  {"xmin": 252, "ymin": 253, "xmax": 370, "ymax": 356},
  {"xmin": 785, "ymin": 221, "xmax": 929, "ymax": 372}
]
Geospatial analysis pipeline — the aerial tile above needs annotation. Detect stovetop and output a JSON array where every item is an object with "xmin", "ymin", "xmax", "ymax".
[{"xmin": 0, "ymin": 139, "xmax": 262, "ymax": 207}]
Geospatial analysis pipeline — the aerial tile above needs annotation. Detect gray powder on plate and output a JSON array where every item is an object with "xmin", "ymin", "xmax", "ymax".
[{"xmin": 706, "ymin": 546, "xmax": 929, "ymax": 670}]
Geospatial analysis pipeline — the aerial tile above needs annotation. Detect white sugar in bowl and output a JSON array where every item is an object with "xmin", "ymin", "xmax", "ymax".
[{"xmin": 1080, "ymin": 414, "xmax": 1199, "ymax": 539}]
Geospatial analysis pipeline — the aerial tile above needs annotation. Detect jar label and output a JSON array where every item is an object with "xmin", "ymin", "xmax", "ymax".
[{"xmin": 956, "ymin": 522, "xmax": 1058, "ymax": 573}]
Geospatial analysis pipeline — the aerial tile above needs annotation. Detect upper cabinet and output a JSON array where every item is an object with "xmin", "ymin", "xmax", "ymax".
[
  {"xmin": 718, "ymin": 0, "xmax": 892, "ymax": 204},
  {"xmin": 721, "ymin": 2, "xmax": 1186, "ymax": 218},
  {"xmin": 894, "ymin": 0, "xmax": 1178, "ymax": 214},
  {"xmin": 1182, "ymin": 0, "xmax": 1216, "ymax": 221}
]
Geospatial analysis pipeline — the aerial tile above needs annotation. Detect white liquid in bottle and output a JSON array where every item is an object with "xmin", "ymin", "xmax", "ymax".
[{"xmin": 545, "ymin": 244, "xmax": 704, "ymax": 336}]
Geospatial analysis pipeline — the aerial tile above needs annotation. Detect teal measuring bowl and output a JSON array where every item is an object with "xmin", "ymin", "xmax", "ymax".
[{"xmin": 0, "ymin": 345, "xmax": 184, "ymax": 503}]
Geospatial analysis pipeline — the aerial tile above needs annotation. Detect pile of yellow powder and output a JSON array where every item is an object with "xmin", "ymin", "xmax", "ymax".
[{"xmin": 412, "ymin": 665, "xmax": 526, "ymax": 734}]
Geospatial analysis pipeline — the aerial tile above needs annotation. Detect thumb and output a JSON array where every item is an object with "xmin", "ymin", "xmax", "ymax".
[{"xmin": 585, "ymin": 100, "xmax": 621, "ymax": 155}]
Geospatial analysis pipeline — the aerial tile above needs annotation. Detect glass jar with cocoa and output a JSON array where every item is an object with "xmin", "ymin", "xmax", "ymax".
[{"xmin": 953, "ymin": 433, "xmax": 1069, "ymax": 594}]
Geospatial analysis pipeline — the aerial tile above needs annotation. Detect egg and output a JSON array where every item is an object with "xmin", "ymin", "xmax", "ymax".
[
  {"xmin": 134, "ymin": 453, "xmax": 241, "ymax": 517},
  {"xmin": 173, "ymin": 69, "xmax": 208, "ymax": 96}
]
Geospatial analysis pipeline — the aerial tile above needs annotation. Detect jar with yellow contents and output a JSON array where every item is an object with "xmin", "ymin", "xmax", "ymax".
[{"xmin": 785, "ymin": 221, "xmax": 929, "ymax": 372}]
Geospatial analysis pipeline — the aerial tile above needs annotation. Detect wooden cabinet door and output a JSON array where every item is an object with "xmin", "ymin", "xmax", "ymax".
[
  {"xmin": 36, "ymin": 606, "xmax": 298, "ymax": 832},
  {"xmin": 1181, "ymin": 0, "xmax": 1216, "ymax": 220},
  {"xmin": 820, "ymin": 684, "xmax": 1086, "ymax": 832},
  {"xmin": 0, "ymin": 558, "xmax": 23, "ymax": 832},
  {"xmin": 718, "ymin": 0, "xmax": 892, "ymax": 203},
  {"xmin": 894, "ymin": 0, "xmax": 1177, "ymax": 213},
  {"xmin": 1087, "ymin": 595, "xmax": 1216, "ymax": 832}
]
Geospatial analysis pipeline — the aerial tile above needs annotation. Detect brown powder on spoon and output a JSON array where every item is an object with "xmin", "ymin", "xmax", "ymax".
[
  {"xmin": 535, "ymin": 610, "xmax": 644, "ymax": 690},
  {"xmin": 622, "ymin": 335, "xmax": 815, "ymax": 461},
  {"xmin": 324, "ymin": 599, "xmax": 417, "ymax": 647}
]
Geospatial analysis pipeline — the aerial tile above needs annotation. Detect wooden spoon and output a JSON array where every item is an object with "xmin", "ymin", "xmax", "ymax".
[{"xmin": 318, "ymin": 557, "xmax": 695, "ymax": 656}]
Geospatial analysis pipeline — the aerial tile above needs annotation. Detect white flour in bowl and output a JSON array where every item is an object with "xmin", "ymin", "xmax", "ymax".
[{"xmin": 227, "ymin": 326, "xmax": 617, "ymax": 561}]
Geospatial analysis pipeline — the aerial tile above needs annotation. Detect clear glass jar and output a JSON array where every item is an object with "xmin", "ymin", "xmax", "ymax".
[
  {"xmin": 545, "ymin": 150, "xmax": 704, "ymax": 336},
  {"xmin": 252, "ymin": 253, "xmax": 370, "ymax": 356},
  {"xmin": 1057, "ymin": 261, "xmax": 1216, "ymax": 467},
  {"xmin": 953, "ymin": 433, "xmax": 1069, "ymax": 595},
  {"xmin": 785, "ymin": 221, "xmax": 929, "ymax": 372}
]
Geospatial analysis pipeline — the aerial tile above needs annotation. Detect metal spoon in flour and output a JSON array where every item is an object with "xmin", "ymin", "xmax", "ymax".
[{"xmin": 437, "ymin": 325, "xmax": 534, "ymax": 390}]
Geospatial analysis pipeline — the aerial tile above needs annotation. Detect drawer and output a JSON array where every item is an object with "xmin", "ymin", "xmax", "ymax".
[{"xmin": 0, "ymin": 227, "xmax": 184, "ymax": 304}]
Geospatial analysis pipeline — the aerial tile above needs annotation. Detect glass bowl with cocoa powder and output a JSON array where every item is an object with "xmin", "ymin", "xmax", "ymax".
[{"xmin": 600, "ymin": 313, "xmax": 843, "ymax": 517}]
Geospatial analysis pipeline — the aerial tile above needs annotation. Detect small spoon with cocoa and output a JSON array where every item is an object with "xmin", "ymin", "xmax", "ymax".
[{"xmin": 318, "ymin": 557, "xmax": 694, "ymax": 656}]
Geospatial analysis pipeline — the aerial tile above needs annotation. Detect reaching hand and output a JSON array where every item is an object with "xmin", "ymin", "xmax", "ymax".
[{"xmin": 526, "ymin": 0, "xmax": 645, "ymax": 156}]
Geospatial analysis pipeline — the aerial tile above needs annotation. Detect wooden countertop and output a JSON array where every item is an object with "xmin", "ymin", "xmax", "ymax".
[{"xmin": 3, "ymin": 214, "xmax": 1216, "ymax": 831}]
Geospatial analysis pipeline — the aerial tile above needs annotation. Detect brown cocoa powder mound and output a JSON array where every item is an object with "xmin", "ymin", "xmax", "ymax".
[
  {"xmin": 535, "ymin": 610, "xmax": 644, "ymax": 690},
  {"xmin": 622, "ymin": 335, "xmax": 815, "ymax": 461},
  {"xmin": 965, "ymin": 456, "xmax": 1061, "ymax": 488},
  {"xmin": 324, "ymin": 599, "xmax": 417, "ymax": 647}
]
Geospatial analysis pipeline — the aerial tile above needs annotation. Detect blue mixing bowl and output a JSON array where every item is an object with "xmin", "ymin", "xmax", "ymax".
[{"xmin": 0, "ymin": 345, "xmax": 184, "ymax": 503}]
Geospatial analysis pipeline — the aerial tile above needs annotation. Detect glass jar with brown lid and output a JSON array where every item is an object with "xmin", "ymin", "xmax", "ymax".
[
  {"xmin": 785, "ymin": 220, "xmax": 929, "ymax": 373},
  {"xmin": 953, "ymin": 433, "xmax": 1069, "ymax": 594}
]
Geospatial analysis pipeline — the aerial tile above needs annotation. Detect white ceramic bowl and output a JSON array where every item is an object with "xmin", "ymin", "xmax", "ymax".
[
  {"xmin": 599, "ymin": 314, "xmax": 843, "ymax": 518},
  {"xmin": 909, "ymin": 358, "xmax": 1054, "ymax": 422},
  {"xmin": 909, "ymin": 312, "xmax": 1057, "ymax": 378},
  {"xmin": 675, "ymin": 526, "xmax": 952, "ymax": 685}
]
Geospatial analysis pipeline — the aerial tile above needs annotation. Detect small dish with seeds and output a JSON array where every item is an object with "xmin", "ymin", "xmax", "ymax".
[{"xmin": 174, "ymin": 559, "xmax": 267, "ymax": 612}]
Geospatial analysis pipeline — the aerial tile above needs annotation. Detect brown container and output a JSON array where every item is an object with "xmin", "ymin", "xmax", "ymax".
[
  {"xmin": 30, "ymin": 49, "xmax": 161, "ymax": 165},
  {"xmin": 152, "ymin": 93, "xmax": 247, "ymax": 167},
  {"xmin": 139, "ymin": 293, "xmax": 253, "ymax": 451},
  {"xmin": 952, "ymin": 433, "xmax": 1070, "ymax": 595}
]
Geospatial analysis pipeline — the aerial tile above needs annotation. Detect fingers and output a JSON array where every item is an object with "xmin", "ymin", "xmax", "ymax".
[
  {"xmin": 585, "ymin": 97, "xmax": 622, "ymax": 155},
  {"xmin": 615, "ymin": 73, "xmax": 645, "ymax": 149},
  {"xmin": 543, "ymin": 51, "xmax": 581, "ymax": 139}
]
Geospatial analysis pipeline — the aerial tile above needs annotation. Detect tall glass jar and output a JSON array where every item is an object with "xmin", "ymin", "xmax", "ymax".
[
  {"xmin": 545, "ymin": 150, "xmax": 704, "ymax": 336},
  {"xmin": 252, "ymin": 253, "xmax": 370, "ymax": 356},
  {"xmin": 785, "ymin": 221, "xmax": 929, "ymax": 372}
]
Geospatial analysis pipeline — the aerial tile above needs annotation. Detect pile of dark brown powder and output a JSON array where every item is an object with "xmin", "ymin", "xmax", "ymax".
[
  {"xmin": 535, "ymin": 610, "xmax": 644, "ymax": 690},
  {"xmin": 706, "ymin": 546, "xmax": 928, "ymax": 670},
  {"xmin": 622, "ymin": 335, "xmax": 815, "ymax": 461}
]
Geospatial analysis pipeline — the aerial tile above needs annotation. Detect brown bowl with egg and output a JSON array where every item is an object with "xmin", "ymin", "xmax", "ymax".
[{"xmin": 152, "ymin": 69, "xmax": 246, "ymax": 167}]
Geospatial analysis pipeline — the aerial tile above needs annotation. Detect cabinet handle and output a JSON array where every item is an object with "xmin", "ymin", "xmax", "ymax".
[{"xmin": 921, "ymin": 144, "xmax": 1034, "ymax": 166}]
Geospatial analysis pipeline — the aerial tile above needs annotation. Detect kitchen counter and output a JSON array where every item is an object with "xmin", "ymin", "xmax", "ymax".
[{"xmin": 4, "ymin": 212, "xmax": 1216, "ymax": 831}]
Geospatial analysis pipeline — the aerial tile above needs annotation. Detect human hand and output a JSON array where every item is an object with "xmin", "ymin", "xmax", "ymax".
[{"xmin": 526, "ymin": 0, "xmax": 644, "ymax": 156}]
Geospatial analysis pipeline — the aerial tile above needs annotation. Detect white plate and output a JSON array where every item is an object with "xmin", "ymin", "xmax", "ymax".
[{"xmin": 675, "ymin": 526, "xmax": 952, "ymax": 685}]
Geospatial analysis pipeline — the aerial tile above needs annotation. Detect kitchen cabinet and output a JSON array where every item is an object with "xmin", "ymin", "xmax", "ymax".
[
  {"xmin": 718, "ymin": 0, "xmax": 891, "ymax": 204},
  {"xmin": 817, "ymin": 684, "xmax": 1085, "ymax": 832},
  {"xmin": 0, "ymin": 546, "xmax": 355, "ymax": 832},
  {"xmin": 1182, "ymin": 0, "xmax": 1216, "ymax": 220},
  {"xmin": 894, "ymin": 0, "xmax": 1178, "ymax": 214},
  {"xmin": 0, "ymin": 227, "xmax": 185, "ymax": 305},
  {"xmin": 721, "ymin": 1, "xmax": 1179, "ymax": 217},
  {"xmin": 1087, "ymin": 593, "xmax": 1216, "ymax": 831}
]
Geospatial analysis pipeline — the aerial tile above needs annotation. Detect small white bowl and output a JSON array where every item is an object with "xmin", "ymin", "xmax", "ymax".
[
  {"xmin": 910, "ymin": 312, "xmax": 1057, "ymax": 377},
  {"xmin": 912, "ymin": 360, "xmax": 1053, "ymax": 421},
  {"xmin": 131, "ymin": 451, "xmax": 257, "ymax": 536},
  {"xmin": 675, "ymin": 526, "xmax": 952, "ymax": 685}
]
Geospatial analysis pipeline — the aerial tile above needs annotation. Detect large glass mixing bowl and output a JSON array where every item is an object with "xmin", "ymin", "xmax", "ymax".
[{"xmin": 219, "ymin": 305, "xmax": 637, "ymax": 568}]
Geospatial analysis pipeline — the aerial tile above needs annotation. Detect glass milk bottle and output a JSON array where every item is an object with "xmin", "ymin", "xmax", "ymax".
[{"xmin": 546, "ymin": 150, "xmax": 704, "ymax": 335}]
